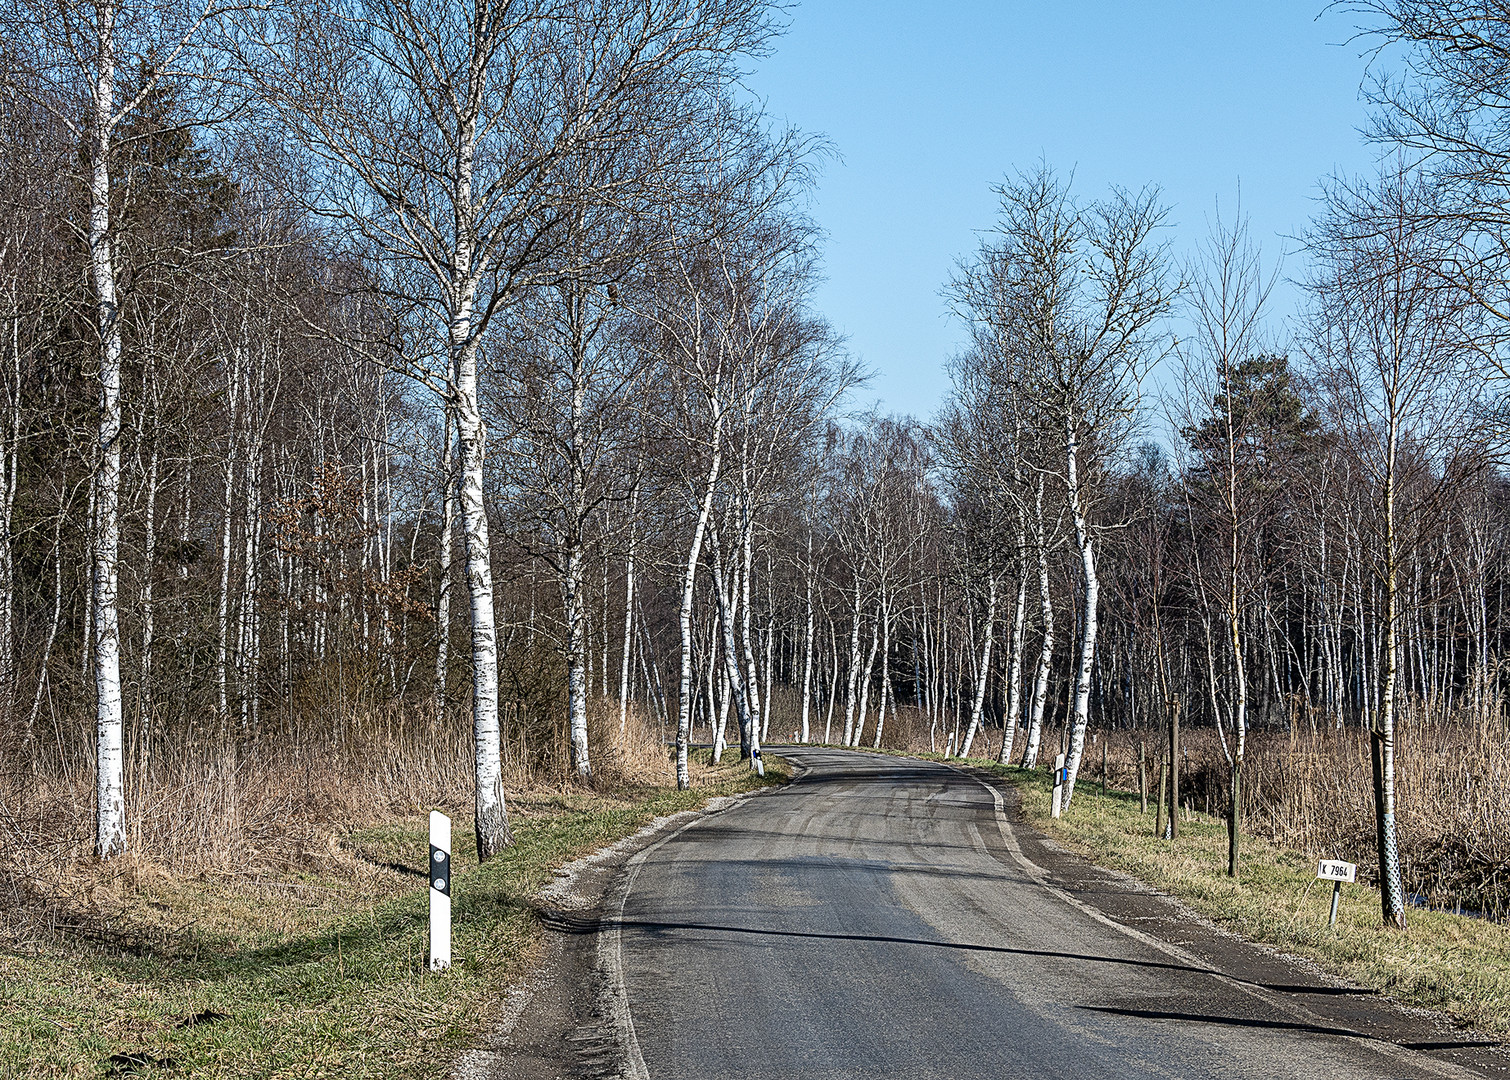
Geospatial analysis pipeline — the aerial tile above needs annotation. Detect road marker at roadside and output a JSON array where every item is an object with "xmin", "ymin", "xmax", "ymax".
[
  {"xmin": 1318, "ymin": 859, "xmax": 1356, "ymax": 928},
  {"xmin": 1051, "ymin": 753, "xmax": 1066, "ymax": 818},
  {"xmin": 430, "ymin": 811, "xmax": 451, "ymax": 971}
]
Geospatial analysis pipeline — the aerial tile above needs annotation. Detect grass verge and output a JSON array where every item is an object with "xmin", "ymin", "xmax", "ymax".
[
  {"xmin": 0, "ymin": 753, "xmax": 787, "ymax": 1080},
  {"xmin": 978, "ymin": 759, "xmax": 1510, "ymax": 1034}
]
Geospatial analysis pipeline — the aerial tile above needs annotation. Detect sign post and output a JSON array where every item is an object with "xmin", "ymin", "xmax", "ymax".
[
  {"xmin": 429, "ymin": 811, "xmax": 452, "ymax": 972},
  {"xmin": 1317, "ymin": 859, "xmax": 1356, "ymax": 928},
  {"xmin": 1051, "ymin": 753, "xmax": 1066, "ymax": 818}
]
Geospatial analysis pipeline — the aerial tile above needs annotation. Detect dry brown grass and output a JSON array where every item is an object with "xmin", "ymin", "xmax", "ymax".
[
  {"xmin": 0, "ymin": 699, "xmax": 682, "ymax": 947},
  {"xmin": 872, "ymin": 704, "xmax": 1510, "ymax": 917},
  {"xmin": 1241, "ymin": 716, "xmax": 1510, "ymax": 917},
  {"xmin": 0, "ymin": 713, "xmax": 783, "ymax": 1080}
]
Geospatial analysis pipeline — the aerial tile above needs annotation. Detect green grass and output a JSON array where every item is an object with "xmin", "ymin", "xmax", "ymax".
[
  {"xmin": 0, "ymin": 757, "xmax": 788, "ymax": 1080},
  {"xmin": 976, "ymin": 758, "xmax": 1510, "ymax": 1034}
]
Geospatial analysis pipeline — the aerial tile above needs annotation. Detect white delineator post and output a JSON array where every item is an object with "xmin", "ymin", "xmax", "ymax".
[
  {"xmin": 430, "ymin": 811, "xmax": 452, "ymax": 971},
  {"xmin": 1051, "ymin": 753, "xmax": 1066, "ymax": 819}
]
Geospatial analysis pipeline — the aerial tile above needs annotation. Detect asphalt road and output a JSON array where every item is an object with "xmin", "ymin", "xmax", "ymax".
[{"xmin": 607, "ymin": 747, "xmax": 1494, "ymax": 1080}]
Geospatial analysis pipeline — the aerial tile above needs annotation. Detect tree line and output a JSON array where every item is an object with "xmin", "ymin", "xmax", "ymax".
[{"xmin": 5, "ymin": 0, "xmax": 1510, "ymax": 931}]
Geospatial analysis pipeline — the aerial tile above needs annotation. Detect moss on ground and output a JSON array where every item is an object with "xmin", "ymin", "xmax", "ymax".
[{"xmin": 0, "ymin": 756, "xmax": 787, "ymax": 1079}]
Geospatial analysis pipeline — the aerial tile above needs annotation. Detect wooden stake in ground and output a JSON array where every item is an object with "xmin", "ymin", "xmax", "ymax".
[
  {"xmin": 1169, "ymin": 702, "xmax": 1181, "ymax": 840},
  {"xmin": 1138, "ymin": 741, "xmax": 1147, "ymax": 813},
  {"xmin": 1156, "ymin": 758, "xmax": 1167, "ymax": 838}
]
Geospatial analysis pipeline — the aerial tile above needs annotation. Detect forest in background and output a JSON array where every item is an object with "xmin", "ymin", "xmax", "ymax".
[{"xmin": 4, "ymin": 0, "xmax": 1510, "ymax": 932}]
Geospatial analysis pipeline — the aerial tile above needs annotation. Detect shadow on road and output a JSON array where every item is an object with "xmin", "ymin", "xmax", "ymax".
[
  {"xmin": 542, "ymin": 907, "xmax": 1400, "ymax": 1007},
  {"xmin": 1076, "ymin": 1005, "xmax": 1503, "ymax": 1052},
  {"xmin": 549, "ymin": 909, "xmax": 1214, "ymax": 978}
]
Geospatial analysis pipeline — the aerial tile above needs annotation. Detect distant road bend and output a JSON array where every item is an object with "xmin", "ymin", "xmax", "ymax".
[{"xmin": 604, "ymin": 747, "xmax": 1501, "ymax": 1080}]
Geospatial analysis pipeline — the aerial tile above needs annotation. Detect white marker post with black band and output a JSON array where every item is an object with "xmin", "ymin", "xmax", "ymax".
[
  {"xmin": 1317, "ymin": 859, "xmax": 1356, "ymax": 928},
  {"xmin": 1051, "ymin": 753, "xmax": 1066, "ymax": 818},
  {"xmin": 430, "ymin": 811, "xmax": 451, "ymax": 971}
]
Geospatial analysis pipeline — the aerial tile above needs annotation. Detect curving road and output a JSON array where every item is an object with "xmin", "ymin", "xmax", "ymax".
[{"xmin": 606, "ymin": 747, "xmax": 1499, "ymax": 1080}]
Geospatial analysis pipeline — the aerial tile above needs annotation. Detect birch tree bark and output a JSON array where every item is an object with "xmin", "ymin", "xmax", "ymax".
[
  {"xmin": 675, "ymin": 401, "xmax": 723, "ymax": 788},
  {"xmin": 799, "ymin": 522, "xmax": 815, "ymax": 742},
  {"xmin": 618, "ymin": 482, "xmax": 639, "ymax": 735},
  {"xmin": 1022, "ymin": 477, "xmax": 1055, "ymax": 768},
  {"xmin": 433, "ymin": 389, "xmax": 456, "ymax": 730},
  {"xmin": 958, "ymin": 571, "xmax": 997, "ymax": 758},
  {"xmin": 89, "ymin": 34, "xmax": 126, "ymax": 848},
  {"xmin": 999, "ymin": 558, "xmax": 1029, "ymax": 765}
]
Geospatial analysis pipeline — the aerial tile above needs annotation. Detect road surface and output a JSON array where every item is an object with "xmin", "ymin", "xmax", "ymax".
[{"xmin": 606, "ymin": 747, "xmax": 1499, "ymax": 1080}]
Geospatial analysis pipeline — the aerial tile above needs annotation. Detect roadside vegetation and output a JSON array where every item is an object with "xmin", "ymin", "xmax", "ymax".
[
  {"xmin": 0, "ymin": 729, "xmax": 786, "ymax": 1080},
  {"xmin": 883, "ymin": 733, "xmax": 1510, "ymax": 1036},
  {"xmin": 6, "ymin": 0, "xmax": 1510, "ymax": 1072}
]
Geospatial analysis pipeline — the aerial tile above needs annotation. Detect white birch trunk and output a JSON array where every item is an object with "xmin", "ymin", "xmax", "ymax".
[
  {"xmin": 1023, "ymin": 477, "xmax": 1055, "ymax": 768},
  {"xmin": 676, "ymin": 401, "xmax": 723, "ymax": 789},
  {"xmin": 454, "ymin": 276, "xmax": 511, "ymax": 856},
  {"xmin": 618, "ymin": 484, "xmax": 638, "ymax": 735},
  {"xmin": 435, "ymin": 402, "xmax": 455, "ymax": 730},
  {"xmin": 0, "ymin": 290, "xmax": 18, "ymax": 728},
  {"xmin": 601, "ymin": 552, "xmax": 610, "ymax": 701},
  {"xmin": 853, "ymin": 614, "xmax": 880, "ymax": 748},
  {"xmin": 959, "ymin": 572, "xmax": 998, "ymax": 758},
  {"xmin": 565, "ymin": 538, "xmax": 591, "ymax": 778},
  {"xmin": 1375, "ymin": 423, "xmax": 1406, "ymax": 927},
  {"xmin": 841, "ymin": 580, "xmax": 863, "ymax": 745},
  {"xmin": 82, "ymin": 479, "xmax": 94, "ymax": 683},
  {"xmin": 563, "ymin": 334, "xmax": 592, "ymax": 778},
  {"xmin": 139, "ymin": 429, "xmax": 158, "ymax": 773},
  {"xmin": 710, "ymin": 524, "xmax": 757, "ymax": 766},
  {"xmin": 871, "ymin": 599, "xmax": 894, "ymax": 749},
  {"xmin": 799, "ymin": 539, "xmax": 814, "ymax": 742},
  {"xmin": 736, "ymin": 497, "xmax": 761, "ymax": 756},
  {"xmin": 216, "ymin": 347, "xmax": 239, "ymax": 733},
  {"xmin": 824, "ymin": 618, "xmax": 840, "ymax": 744},
  {"xmin": 89, "ymin": 10, "xmax": 126, "ymax": 856},
  {"xmin": 999, "ymin": 560, "xmax": 1029, "ymax": 765},
  {"xmin": 1061, "ymin": 418, "xmax": 1100, "ymax": 809},
  {"xmin": 761, "ymin": 616, "xmax": 774, "ymax": 744},
  {"xmin": 712, "ymin": 662, "xmax": 731, "ymax": 761}
]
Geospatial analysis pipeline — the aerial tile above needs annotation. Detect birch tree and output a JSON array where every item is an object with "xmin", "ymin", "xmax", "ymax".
[
  {"xmin": 5, "ymin": 0, "xmax": 240, "ymax": 856},
  {"xmin": 954, "ymin": 165, "xmax": 1175, "ymax": 802},
  {"xmin": 1305, "ymin": 162, "xmax": 1483, "ymax": 929},
  {"xmin": 238, "ymin": 0, "xmax": 777, "ymax": 851},
  {"xmin": 1171, "ymin": 207, "xmax": 1277, "ymax": 877},
  {"xmin": 492, "ymin": 198, "xmax": 649, "ymax": 779}
]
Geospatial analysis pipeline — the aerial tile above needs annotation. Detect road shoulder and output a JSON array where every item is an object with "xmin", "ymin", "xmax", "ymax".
[
  {"xmin": 450, "ymin": 788, "xmax": 774, "ymax": 1080},
  {"xmin": 957, "ymin": 761, "xmax": 1510, "ymax": 1079}
]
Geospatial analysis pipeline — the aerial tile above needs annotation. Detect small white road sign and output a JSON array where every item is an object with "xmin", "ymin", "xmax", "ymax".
[
  {"xmin": 1317, "ymin": 860, "xmax": 1357, "ymax": 883},
  {"xmin": 1318, "ymin": 860, "xmax": 1356, "ymax": 928}
]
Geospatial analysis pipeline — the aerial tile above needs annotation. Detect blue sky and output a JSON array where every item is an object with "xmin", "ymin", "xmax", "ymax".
[{"xmin": 751, "ymin": 2, "xmax": 1388, "ymax": 420}]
